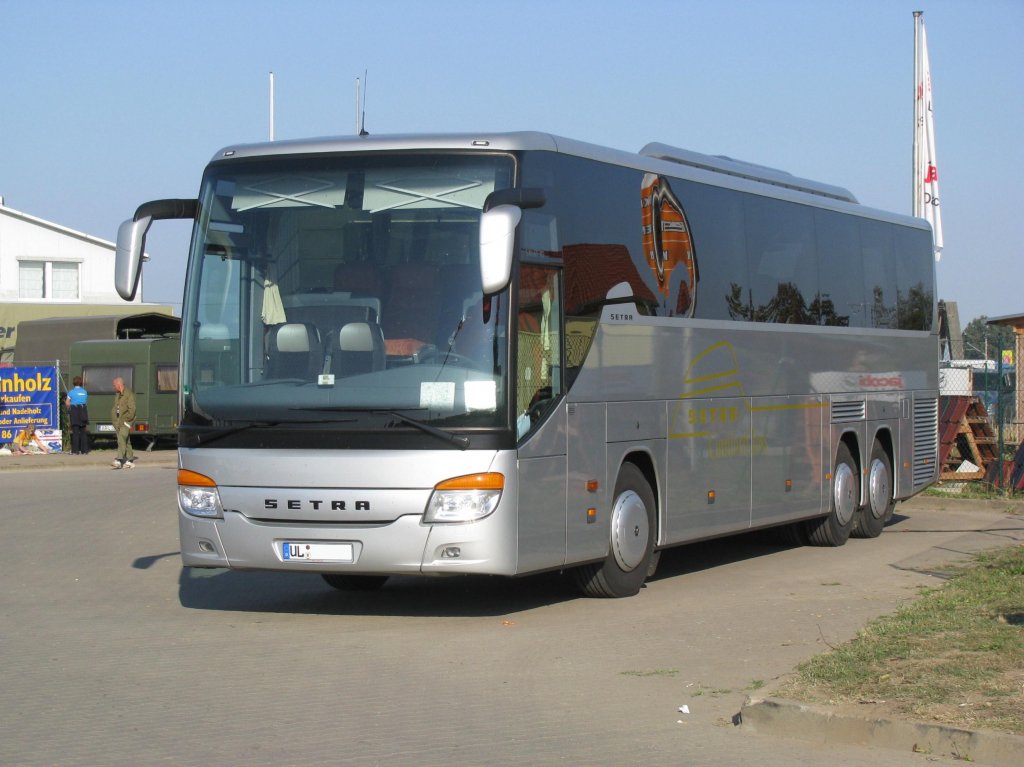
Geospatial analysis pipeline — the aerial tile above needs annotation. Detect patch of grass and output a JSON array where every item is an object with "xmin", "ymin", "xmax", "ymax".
[
  {"xmin": 684, "ymin": 682, "xmax": 734, "ymax": 697},
  {"xmin": 924, "ymin": 482, "xmax": 1022, "ymax": 502},
  {"xmin": 776, "ymin": 545, "xmax": 1024, "ymax": 734},
  {"xmin": 620, "ymin": 668, "xmax": 679, "ymax": 678}
]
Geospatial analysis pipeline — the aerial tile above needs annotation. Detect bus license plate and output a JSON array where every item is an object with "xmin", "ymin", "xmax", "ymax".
[
  {"xmin": 97, "ymin": 424, "xmax": 115, "ymax": 432},
  {"xmin": 281, "ymin": 541, "xmax": 354, "ymax": 563}
]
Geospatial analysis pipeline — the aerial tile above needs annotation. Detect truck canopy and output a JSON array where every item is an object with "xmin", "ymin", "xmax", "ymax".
[{"xmin": 13, "ymin": 312, "xmax": 180, "ymax": 367}]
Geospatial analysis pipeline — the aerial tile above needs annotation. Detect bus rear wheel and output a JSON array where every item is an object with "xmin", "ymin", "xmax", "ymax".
[
  {"xmin": 851, "ymin": 442, "xmax": 893, "ymax": 539},
  {"xmin": 321, "ymin": 574, "xmax": 389, "ymax": 591},
  {"xmin": 806, "ymin": 442, "xmax": 858, "ymax": 547},
  {"xmin": 572, "ymin": 463, "xmax": 655, "ymax": 598}
]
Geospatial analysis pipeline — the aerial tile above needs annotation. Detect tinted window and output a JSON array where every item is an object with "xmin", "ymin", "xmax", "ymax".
[
  {"xmin": 815, "ymin": 209, "xmax": 862, "ymax": 327},
  {"xmin": 518, "ymin": 151, "xmax": 932, "ymax": 333},
  {"xmin": 860, "ymin": 220, "xmax": 897, "ymax": 328},
  {"xmin": 674, "ymin": 180, "xmax": 747, "ymax": 321},
  {"xmin": 744, "ymin": 195, "xmax": 818, "ymax": 324},
  {"xmin": 894, "ymin": 226, "xmax": 934, "ymax": 330},
  {"xmin": 520, "ymin": 152, "xmax": 656, "ymax": 315}
]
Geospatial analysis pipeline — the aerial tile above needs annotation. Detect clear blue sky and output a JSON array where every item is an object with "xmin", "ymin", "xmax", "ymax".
[{"xmin": 2, "ymin": 0, "xmax": 1021, "ymax": 327}]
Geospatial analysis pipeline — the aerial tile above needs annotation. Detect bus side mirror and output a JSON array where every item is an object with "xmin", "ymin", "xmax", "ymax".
[
  {"xmin": 115, "ymin": 198, "xmax": 199, "ymax": 301},
  {"xmin": 115, "ymin": 216, "xmax": 152, "ymax": 301},
  {"xmin": 479, "ymin": 204, "xmax": 521, "ymax": 295}
]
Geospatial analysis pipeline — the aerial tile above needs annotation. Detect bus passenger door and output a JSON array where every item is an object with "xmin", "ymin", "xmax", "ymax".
[{"xmin": 515, "ymin": 264, "xmax": 568, "ymax": 573}]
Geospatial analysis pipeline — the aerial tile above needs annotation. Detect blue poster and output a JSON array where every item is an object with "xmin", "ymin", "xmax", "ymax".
[{"xmin": 0, "ymin": 367, "xmax": 60, "ymax": 441}]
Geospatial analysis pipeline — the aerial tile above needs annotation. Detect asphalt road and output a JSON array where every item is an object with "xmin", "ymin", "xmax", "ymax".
[{"xmin": 2, "ymin": 455, "xmax": 1022, "ymax": 766}]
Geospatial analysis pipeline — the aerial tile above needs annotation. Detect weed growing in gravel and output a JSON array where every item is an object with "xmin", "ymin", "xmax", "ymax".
[{"xmin": 777, "ymin": 545, "xmax": 1024, "ymax": 734}]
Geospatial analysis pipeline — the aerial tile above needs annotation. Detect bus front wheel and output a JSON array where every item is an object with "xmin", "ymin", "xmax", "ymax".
[
  {"xmin": 572, "ymin": 463, "xmax": 656, "ymax": 598},
  {"xmin": 806, "ymin": 442, "xmax": 858, "ymax": 547}
]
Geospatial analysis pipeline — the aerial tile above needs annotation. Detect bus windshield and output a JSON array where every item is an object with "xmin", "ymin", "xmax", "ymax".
[{"xmin": 181, "ymin": 152, "xmax": 515, "ymax": 433}]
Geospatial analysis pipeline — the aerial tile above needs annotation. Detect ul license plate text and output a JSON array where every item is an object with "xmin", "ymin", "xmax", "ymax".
[{"xmin": 281, "ymin": 542, "xmax": 354, "ymax": 563}]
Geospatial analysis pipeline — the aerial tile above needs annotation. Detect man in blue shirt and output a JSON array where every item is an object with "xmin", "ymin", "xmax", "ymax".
[{"xmin": 66, "ymin": 376, "xmax": 90, "ymax": 455}]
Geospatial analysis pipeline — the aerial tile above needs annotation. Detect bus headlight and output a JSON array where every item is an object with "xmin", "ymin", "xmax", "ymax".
[
  {"xmin": 178, "ymin": 468, "xmax": 224, "ymax": 519},
  {"xmin": 425, "ymin": 473, "xmax": 504, "ymax": 523}
]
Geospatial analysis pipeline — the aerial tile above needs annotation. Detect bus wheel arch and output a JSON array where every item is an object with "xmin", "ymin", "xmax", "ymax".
[
  {"xmin": 852, "ymin": 433, "xmax": 895, "ymax": 539},
  {"xmin": 572, "ymin": 457, "xmax": 658, "ymax": 598},
  {"xmin": 807, "ymin": 436, "xmax": 859, "ymax": 547}
]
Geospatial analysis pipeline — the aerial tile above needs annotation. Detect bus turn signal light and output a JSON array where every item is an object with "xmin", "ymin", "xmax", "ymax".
[
  {"xmin": 434, "ymin": 473, "xmax": 505, "ymax": 491},
  {"xmin": 178, "ymin": 469, "xmax": 217, "ymax": 487}
]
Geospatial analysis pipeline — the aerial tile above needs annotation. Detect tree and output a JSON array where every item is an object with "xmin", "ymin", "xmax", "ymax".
[{"xmin": 961, "ymin": 316, "xmax": 1015, "ymax": 360}]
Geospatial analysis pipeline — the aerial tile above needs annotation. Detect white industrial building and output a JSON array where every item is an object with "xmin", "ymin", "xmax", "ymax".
[{"xmin": 0, "ymin": 199, "xmax": 171, "ymax": 358}]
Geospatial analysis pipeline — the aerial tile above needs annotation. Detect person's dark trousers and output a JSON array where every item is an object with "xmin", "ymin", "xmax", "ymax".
[
  {"xmin": 71, "ymin": 424, "xmax": 90, "ymax": 454},
  {"xmin": 69, "ymin": 404, "xmax": 90, "ymax": 454}
]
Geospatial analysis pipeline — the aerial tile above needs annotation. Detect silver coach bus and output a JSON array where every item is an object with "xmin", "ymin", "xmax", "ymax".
[{"xmin": 115, "ymin": 132, "xmax": 938, "ymax": 597}]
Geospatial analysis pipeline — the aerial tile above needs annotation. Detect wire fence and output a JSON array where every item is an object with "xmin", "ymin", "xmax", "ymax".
[{"xmin": 939, "ymin": 361, "xmax": 1022, "ymax": 492}]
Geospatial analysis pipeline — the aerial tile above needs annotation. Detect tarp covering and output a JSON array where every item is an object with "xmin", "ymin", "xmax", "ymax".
[{"xmin": 9, "ymin": 309, "xmax": 179, "ymax": 367}]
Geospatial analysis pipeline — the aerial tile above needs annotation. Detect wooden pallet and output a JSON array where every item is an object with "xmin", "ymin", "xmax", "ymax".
[
  {"xmin": 985, "ymin": 441, "xmax": 1024, "ymax": 490},
  {"xmin": 939, "ymin": 395, "xmax": 998, "ymax": 480}
]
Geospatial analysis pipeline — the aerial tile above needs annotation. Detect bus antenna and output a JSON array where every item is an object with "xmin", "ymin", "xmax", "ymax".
[
  {"xmin": 356, "ymin": 70, "xmax": 369, "ymax": 136},
  {"xmin": 269, "ymin": 71, "xmax": 275, "ymax": 141}
]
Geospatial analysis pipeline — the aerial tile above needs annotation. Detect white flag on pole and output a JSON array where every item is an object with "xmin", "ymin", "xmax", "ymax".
[{"xmin": 914, "ymin": 12, "xmax": 943, "ymax": 261}]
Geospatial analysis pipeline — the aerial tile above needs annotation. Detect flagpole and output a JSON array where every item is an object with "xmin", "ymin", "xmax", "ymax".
[
  {"xmin": 913, "ymin": 10, "xmax": 943, "ymax": 260},
  {"xmin": 912, "ymin": 11, "xmax": 922, "ymax": 218}
]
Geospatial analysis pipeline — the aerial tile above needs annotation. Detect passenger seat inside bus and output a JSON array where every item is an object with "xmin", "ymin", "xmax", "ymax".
[
  {"xmin": 325, "ymin": 322, "xmax": 386, "ymax": 377},
  {"xmin": 264, "ymin": 322, "xmax": 323, "ymax": 380}
]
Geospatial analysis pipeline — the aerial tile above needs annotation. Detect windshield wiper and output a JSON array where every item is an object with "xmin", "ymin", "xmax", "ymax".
[
  {"xmin": 187, "ymin": 421, "xmax": 279, "ymax": 445},
  {"xmin": 293, "ymin": 406, "xmax": 470, "ymax": 450},
  {"xmin": 187, "ymin": 416, "xmax": 357, "ymax": 446},
  {"xmin": 381, "ymin": 409, "xmax": 470, "ymax": 450}
]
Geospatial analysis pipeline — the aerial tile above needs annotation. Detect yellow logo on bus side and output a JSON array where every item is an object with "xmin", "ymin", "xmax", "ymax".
[{"xmin": 670, "ymin": 341, "xmax": 745, "ymax": 438}]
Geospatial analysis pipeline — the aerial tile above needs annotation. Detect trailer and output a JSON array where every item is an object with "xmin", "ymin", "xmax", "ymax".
[{"xmin": 69, "ymin": 336, "xmax": 180, "ymax": 448}]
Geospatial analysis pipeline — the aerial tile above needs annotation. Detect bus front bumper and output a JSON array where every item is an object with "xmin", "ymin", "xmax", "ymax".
[{"xmin": 179, "ymin": 507, "xmax": 519, "ymax": 576}]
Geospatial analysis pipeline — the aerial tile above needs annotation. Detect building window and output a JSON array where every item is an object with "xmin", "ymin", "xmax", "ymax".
[{"xmin": 18, "ymin": 260, "xmax": 80, "ymax": 300}]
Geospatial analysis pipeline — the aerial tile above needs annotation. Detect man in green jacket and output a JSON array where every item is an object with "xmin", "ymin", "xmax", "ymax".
[{"xmin": 111, "ymin": 376, "xmax": 137, "ymax": 469}]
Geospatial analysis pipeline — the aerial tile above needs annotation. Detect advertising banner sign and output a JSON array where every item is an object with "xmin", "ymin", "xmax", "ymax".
[{"xmin": 0, "ymin": 367, "xmax": 60, "ymax": 443}]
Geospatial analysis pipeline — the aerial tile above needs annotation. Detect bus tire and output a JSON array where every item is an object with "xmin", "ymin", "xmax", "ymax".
[
  {"xmin": 806, "ymin": 442, "xmax": 858, "ymax": 547},
  {"xmin": 572, "ymin": 463, "xmax": 655, "ymax": 598},
  {"xmin": 851, "ymin": 442, "xmax": 893, "ymax": 539},
  {"xmin": 769, "ymin": 521, "xmax": 807, "ymax": 547},
  {"xmin": 322, "ymin": 574, "xmax": 389, "ymax": 591}
]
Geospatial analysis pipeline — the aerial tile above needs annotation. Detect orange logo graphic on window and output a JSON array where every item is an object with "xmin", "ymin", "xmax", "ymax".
[{"xmin": 641, "ymin": 173, "xmax": 698, "ymax": 316}]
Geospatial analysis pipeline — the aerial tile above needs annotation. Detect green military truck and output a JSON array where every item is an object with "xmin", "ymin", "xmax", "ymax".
[{"xmin": 69, "ymin": 336, "xmax": 180, "ymax": 449}]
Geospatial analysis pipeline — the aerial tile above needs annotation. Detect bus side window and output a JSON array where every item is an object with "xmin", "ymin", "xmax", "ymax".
[{"xmin": 516, "ymin": 264, "xmax": 562, "ymax": 439}]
